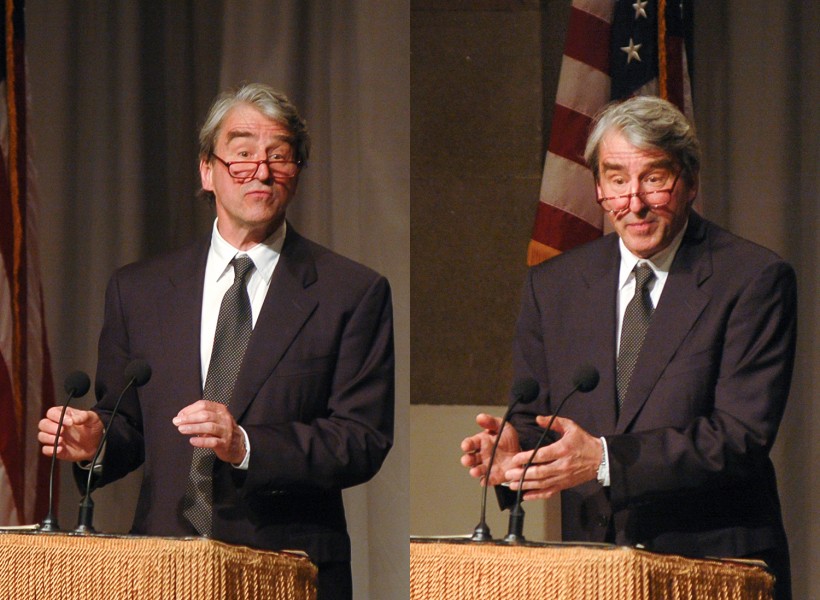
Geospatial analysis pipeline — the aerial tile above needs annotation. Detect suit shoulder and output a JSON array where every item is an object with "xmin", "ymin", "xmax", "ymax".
[
  {"xmin": 279, "ymin": 232, "xmax": 392, "ymax": 311},
  {"xmin": 109, "ymin": 239, "xmax": 207, "ymax": 286},
  {"xmin": 299, "ymin": 236, "xmax": 388, "ymax": 286},
  {"xmin": 528, "ymin": 233, "xmax": 616, "ymax": 280},
  {"xmin": 703, "ymin": 219, "xmax": 790, "ymax": 269}
]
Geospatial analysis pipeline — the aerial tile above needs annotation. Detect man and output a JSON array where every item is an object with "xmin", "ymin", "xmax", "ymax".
[
  {"xmin": 39, "ymin": 83, "xmax": 394, "ymax": 599},
  {"xmin": 461, "ymin": 96, "xmax": 795, "ymax": 598}
]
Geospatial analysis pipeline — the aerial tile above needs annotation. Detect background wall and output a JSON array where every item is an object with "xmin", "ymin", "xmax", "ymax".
[
  {"xmin": 410, "ymin": 2, "xmax": 818, "ymax": 599},
  {"xmin": 26, "ymin": 2, "xmax": 409, "ymax": 599}
]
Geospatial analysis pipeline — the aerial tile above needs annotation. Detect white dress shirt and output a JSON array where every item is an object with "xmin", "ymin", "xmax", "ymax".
[
  {"xmin": 598, "ymin": 220, "xmax": 688, "ymax": 486},
  {"xmin": 200, "ymin": 219, "xmax": 285, "ymax": 468}
]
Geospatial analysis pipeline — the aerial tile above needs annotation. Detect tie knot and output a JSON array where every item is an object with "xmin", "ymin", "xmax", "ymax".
[
  {"xmin": 231, "ymin": 255, "xmax": 255, "ymax": 282},
  {"xmin": 634, "ymin": 263, "xmax": 654, "ymax": 291}
]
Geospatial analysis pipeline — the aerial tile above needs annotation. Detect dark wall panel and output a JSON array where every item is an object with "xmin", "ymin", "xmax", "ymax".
[{"xmin": 411, "ymin": 1, "xmax": 569, "ymax": 406}]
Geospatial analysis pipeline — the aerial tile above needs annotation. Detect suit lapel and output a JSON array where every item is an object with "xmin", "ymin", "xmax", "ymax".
[
  {"xmin": 229, "ymin": 226, "xmax": 318, "ymax": 421},
  {"xmin": 158, "ymin": 240, "xmax": 209, "ymax": 405},
  {"xmin": 579, "ymin": 236, "xmax": 620, "ymax": 435},
  {"xmin": 616, "ymin": 213, "xmax": 712, "ymax": 433}
]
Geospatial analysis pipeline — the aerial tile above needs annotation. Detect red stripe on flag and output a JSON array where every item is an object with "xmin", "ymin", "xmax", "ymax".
[
  {"xmin": 547, "ymin": 104, "xmax": 593, "ymax": 167},
  {"xmin": 530, "ymin": 201, "xmax": 601, "ymax": 252},
  {"xmin": 564, "ymin": 6, "xmax": 611, "ymax": 74},
  {"xmin": 665, "ymin": 35, "xmax": 685, "ymax": 111}
]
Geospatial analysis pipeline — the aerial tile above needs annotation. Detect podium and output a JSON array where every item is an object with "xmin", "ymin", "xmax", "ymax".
[
  {"xmin": 410, "ymin": 538, "xmax": 774, "ymax": 600},
  {"xmin": 0, "ymin": 530, "xmax": 317, "ymax": 599}
]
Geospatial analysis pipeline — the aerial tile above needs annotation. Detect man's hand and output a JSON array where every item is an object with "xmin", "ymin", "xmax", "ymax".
[
  {"xmin": 503, "ymin": 415, "xmax": 602, "ymax": 500},
  {"xmin": 460, "ymin": 413, "xmax": 522, "ymax": 486},
  {"xmin": 173, "ymin": 400, "xmax": 246, "ymax": 465},
  {"xmin": 38, "ymin": 407, "xmax": 104, "ymax": 462}
]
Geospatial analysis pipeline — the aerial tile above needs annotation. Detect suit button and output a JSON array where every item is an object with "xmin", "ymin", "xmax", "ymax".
[{"xmin": 596, "ymin": 514, "xmax": 609, "ymax": 528}]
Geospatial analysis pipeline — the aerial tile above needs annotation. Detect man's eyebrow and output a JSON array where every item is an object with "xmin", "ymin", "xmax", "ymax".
[
  {"xmin": 600, "ymin": 160, "xmax": 624, "ymax": 172},
  {"xmin": 600, "ymin": 158, "xmax": 676, "ymax": 173},
  {"xmin": 224, "ymin": 130, "xmax": 294, "ymax": 145},
  {"xmin": 645, "ymin": 158, "xmax": 676, "ymax": 171},
  {"xmin": 225, "ymin": 129, "xmax": 255, "ymax": 143}
]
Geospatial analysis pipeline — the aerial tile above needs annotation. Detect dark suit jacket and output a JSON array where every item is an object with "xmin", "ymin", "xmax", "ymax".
[
  {"xmin": 82, "ymin": 224, "xmax": 394, "ymax": 565},
  {"xmin": 510, "ymin": 211, "xmax": 795, "ymax": 565}
]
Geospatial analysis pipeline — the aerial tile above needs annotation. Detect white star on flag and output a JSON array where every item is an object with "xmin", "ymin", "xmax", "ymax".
[
  {"xmin": 621, "ymin": 38, "xmax": 642, "ymax": 63},
  {"xmin": 632, "ymin": 1, "xmax": 648, "ymax": 19}
]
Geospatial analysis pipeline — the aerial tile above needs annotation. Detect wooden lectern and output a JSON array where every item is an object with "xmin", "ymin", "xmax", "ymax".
[
  {"xmin": 410, "ymin": 538, "xmax": 774, "ymax": 600},
  {"xmin": 0, "ymin": 530, "xmax": 317, "ymax": 599}
]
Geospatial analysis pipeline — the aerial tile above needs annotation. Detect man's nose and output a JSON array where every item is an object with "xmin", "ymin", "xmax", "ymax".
[
  {"xmin": 625, "ymin": 186, "xmax": 651, "ymax": 213},
  {"xmin": 254, "ymin": 160, "xmax": 273, "ymax": 181}
]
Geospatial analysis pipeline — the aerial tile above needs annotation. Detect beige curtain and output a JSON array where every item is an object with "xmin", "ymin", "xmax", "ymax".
[
  {"xmin": 693, "ymin": 3, "xmax": 819, "ymax": 596},
  {"xmin": 27, "ymin": 1, "xmax": 408, "ymax": 598}
]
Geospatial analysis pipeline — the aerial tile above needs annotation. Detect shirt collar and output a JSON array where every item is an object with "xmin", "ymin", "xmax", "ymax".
[
  {"xmin": 618, "ymin": 219, "xmax": 688, "ymax": 290},
  {"xmin": 209, "ymin": 218, "xmax": 287, "ymax": 284}
]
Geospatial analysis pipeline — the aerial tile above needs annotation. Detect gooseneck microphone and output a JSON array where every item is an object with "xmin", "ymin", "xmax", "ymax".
[
  {"xmin": 39, "ymin": 371, "xmax": 91, "ymax": 532},
  {"xmin": 471, "ymin": 378, "xmax": 539, "ymax": 542},
  {"xmin": 76, "ymin": 359, "xmax": 151, "ymax": 533},
  {"xmin": 504, "ymin": 365, "xmax": 599, "ymax": 543}
]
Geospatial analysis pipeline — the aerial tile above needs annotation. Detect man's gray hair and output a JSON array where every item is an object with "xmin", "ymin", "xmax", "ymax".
[
  {"xmin": 584, "ymin": 96, "xmax": 700, "ymax": 186},
  {"xmin": 198, "ymin": 83, "xmax": 310, "ymax": 164}
]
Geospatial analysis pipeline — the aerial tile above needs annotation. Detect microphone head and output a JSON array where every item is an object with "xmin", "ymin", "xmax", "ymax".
[
  {"xmin": 124, "ymin": 359, "xmax": 152, "ymax": 387},
  {"xmin": 511, "ymin": 378, "xmax": 540, "ymax": 405},
  {"xmin": 64, "ymin": 371, "xmax": 91, "ymax": 397},
  {"xmin": 573, "ymin": 364, "xmax": 600, "ymax": 393}
]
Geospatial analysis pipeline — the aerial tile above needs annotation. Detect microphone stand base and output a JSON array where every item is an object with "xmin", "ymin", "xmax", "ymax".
[
  {"xmin": 504, "ymin": 503, "xmax": 526, "ymax": 544},
  {"xmin": 74, "ymin": 524, "xmax": 96, "ymax": 534},
  {"xmin": 75, "ymin": 498, "xmax": 96, "ymax": 533},
  {"xmin": 502, "ymin": 533, "xmax": 526, "ymax": 544},
  {"xmin": 470, "ymin": 524, "xmax": 493, "ymax": 542},
  {"xmin": 38, "ymin": 516, "xmax": 59, "ymax": 532}
]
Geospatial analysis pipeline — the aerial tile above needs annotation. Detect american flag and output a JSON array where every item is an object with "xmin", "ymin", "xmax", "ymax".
[
  {"xmin": 0, "ymin": 0, "xmax": 55, "ymax": 525},
  {"xmin": 528, "ymin": 0, "xmax": 694, "ymax": 266}
]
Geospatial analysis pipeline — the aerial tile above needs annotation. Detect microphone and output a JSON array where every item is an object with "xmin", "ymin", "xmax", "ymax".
[
  {"xmin": 76, "ymin": 359, "xmax": 151, "ymax": 533},
  {"xmin": 39, "ymin": 371, "xmax": 91, "ymax": 532},
  {"xmin": 504, "ymin": 365, "xmax": 599, "ymax": 544},
  {"xmin": 471, "ymin": 378, "xmax": 539, "ymax": 542}
]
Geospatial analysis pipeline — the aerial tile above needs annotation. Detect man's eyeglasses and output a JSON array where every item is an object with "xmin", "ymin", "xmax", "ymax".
[
  {"xmin": 211, "ymin": 154, "xmax": 302, "ymax": 180},
  {"xmin": 596, "ymin": 173, "xmax": 681, "ymax": 215}
]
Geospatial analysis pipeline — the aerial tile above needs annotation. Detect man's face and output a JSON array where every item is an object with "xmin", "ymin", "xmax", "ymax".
[
  {"xmin": 596, "ymin": 130, "xmax": 696, "ymax": 258},
  {"xmin": 200, "ymin": 103, "xmax": 299, "ymax": 247}
]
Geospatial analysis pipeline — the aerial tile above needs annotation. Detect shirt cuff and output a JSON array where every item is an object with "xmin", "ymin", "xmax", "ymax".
[
  {"xmin": 596, "ymin": 436, "xmax": 610, "ymax": 487},
  {"xmin": 232, "ymin": 426, "xmax": 251, "ymax": 470},
  {"xmin": 78, "ymin": 443, "xmax": 105, "ymax": 472}
]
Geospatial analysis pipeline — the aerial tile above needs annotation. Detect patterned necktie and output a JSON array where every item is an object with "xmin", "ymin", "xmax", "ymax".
[
  {"xmin": 183, "ymin": 255, "xmax": 255, "ymax": 536},
  {"xmin": 616, "ymin": 263, "xmax": 655, "ymax": 412}
]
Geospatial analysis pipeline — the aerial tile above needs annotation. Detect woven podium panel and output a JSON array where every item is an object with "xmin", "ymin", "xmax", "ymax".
[
  {"xmin": 0, "ymin": 533, "xmax": 317, "ymax": 599},
  {"xmin": 410, "ymin": 541, "xmax": 774, "ymax": 600}
]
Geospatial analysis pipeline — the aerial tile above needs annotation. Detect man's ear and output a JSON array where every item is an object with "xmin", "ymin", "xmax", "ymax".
[{"xmin": 200, "ymin": 158, "xmax": 214, "ymax": 191}]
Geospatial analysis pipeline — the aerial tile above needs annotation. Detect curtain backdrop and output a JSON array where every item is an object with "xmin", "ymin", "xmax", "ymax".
[
  {"xmin": 692, "ymin": 3, "xmax": 819, "ymax": 595},
  {"xmin": 26, "ymin": 2, "xmax": 409, "ymax": 598}
]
